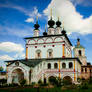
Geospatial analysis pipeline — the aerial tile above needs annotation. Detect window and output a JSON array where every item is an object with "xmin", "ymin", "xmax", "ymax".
[
  {"xmin": 81, "ymin": 68, "xmax": 83, "ymax": 72},
  {"xmin": 48, "ymin": 63, "xmax": 51, "ymax": 69},
  {"xmin": 54, "ymin": 63, "xmax": 58, "ymax": 69},
  {"xmin": 79, "ymin": 50, "xmax": 82, "ymax": 56},
  {"xmin": 69, "ymin": 62, "xmax": 73, "ymax": 68},
  {"xmin": 62, "ymin": 63, "xmax": 66, "ymax": 69},
  {"xmin": 47, "ymin": 49, "xmax": 53, "ymax": 58},
  {"xmin": 36, "ymin": 50, "xmax": 41, "ymax": 58},
  {"xmin": 85, "ymin": 68, "xmax": 87, "ymax": 72}
]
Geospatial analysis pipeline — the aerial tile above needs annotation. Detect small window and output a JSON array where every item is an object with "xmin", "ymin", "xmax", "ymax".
[
  {"xmin": 36, "ymin": 50, "xmax": 41, "ymax": 58},
  {"xmin": 79, "ymin": 50, "xmax": 82, "ymax": 56},
  {"xmin": 47, "ymin": 49, "xmax": 53, "ymax": 58},
  {"xmin": 90, "ymin": 69, "xmax": 91, "ymax": 73},
  {"xmin": 81, "ymin": 68, "xmax": 83, "ymax": 72},
  {"xmin": 48, "ymin": 63, "xmax": 51, "ymax": 69},
  {"xmin": 85, "ymin": 68, "xmax": 87, "ymax": 72},
  {"xmin": 54, "ymin": 63, "xmax": 58, "ymax": 69},
  {"xmin": 62, "ymin": 63, "xmax": 66, "ymax": 69},
  {"xmin": 69, "ymin": 62, "xmax": 73, "ymax": 68}
]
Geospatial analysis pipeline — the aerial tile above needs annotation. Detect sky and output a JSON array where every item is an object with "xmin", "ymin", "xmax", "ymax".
[{"xmin": 0, "ymin": 0, "xmax": 92, "ymax": 69}]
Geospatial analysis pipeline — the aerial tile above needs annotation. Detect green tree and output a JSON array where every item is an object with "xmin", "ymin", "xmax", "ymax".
[{"xmin": 0, "ymin": 66, "xmax": 3, "ymax": 71}]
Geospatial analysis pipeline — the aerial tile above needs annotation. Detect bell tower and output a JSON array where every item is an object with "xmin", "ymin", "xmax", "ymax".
[{"xmin": 73, "ymin": 38, "xmax": 87, "ymax": 65}]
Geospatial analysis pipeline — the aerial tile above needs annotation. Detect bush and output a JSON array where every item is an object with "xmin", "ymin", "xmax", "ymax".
[
  {"xmin": 49, "ymin": 77, "xmax": 57, "ymax": 85},
  {"xmin": 38, "ymin": 80, "xmax": 42, "ymax": 84},
  {"xmin": 89, "ymin": 77, "xmax": 92, "ymax": 84},
  {"xmin": 62, "ymin": 79, "xmax": 72, "ymax": 86},
  {"xmin": 0, "ymin": 79, "xmax": 7, "ymax": 85},
  {"xmin": 81, "ymin": 82, "xmax": 88, "ymax": 89},
  {"xmin": 20, "ymin": 79, "xmax": 26, "ymax": 86}
]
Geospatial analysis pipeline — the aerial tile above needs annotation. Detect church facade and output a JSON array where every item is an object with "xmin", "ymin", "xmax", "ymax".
[{"xmin": 6, "ymin": 15, "xmax": 90, "ymax": 85}]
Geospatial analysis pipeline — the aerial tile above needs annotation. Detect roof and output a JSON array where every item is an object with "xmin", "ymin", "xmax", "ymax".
[
  {"xmin": 5, "ymin": 57, "xmax": 82, "ymax": 67},
  {"xmin": 0, "ymin": 71, "xmax": 6, "ymax": 73},
  {"xmin": 24, "ymin": 34, "xmax": 72, "ymax": 46},
  {"xmin": 82, "ymin": 65, "xmax": 92, "ymax": 68},
  {"xmin": 75, "ymin": 44, "xmax": 85, "ymax": 49}
]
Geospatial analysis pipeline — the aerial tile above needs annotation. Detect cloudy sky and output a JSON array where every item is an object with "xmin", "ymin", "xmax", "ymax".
[{"xmin": 0, "ymin": 0, "xmax": 92, "ymax": 69}]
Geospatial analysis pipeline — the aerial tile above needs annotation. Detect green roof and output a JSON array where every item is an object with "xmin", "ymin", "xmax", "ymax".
[
  {"xmin": 5, "ymin": 57, "xmax": 82, "ymax": 67},
  {"xmin": 75, "ymin": 44, "xmax": 84, "ymax": 48}
]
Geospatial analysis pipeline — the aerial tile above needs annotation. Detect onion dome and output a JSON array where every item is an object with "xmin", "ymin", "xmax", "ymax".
[
  {"xmin": 56, "ymin": 17, "xmax": 61, "ymax": 27},
  {"xmin": 61, "ymin": 28, "xmax": 66, "ymax": 35},
  {"xmin": 34, "ymin": 16, "xmax": 40, "ymax": 30},
  {"xmin": 77, "ymin": 38, "xmax": 80, "ymax": 42},
  {"xmin": 43, "ymin": 32, "xmax": 47, "ymax": 36},
  {"xmin": 48, "ymin": 17, "xmax": 55, "ymax": 28},
  {"xmin": 75, "ymin": 38, "xmax": 84, "ymax": 48},
  {"xmin": 34, "ymin": 22, "xmax": 40, "ymax": 30}
]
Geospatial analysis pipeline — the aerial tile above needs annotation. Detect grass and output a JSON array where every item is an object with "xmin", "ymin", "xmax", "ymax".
[
  {"xmin": 0, "ymin": 84, "xmax": 92, "ymax": 92},
  {"xmin": 0, "ymin": 87, "xmax": 92, "ymax": 92}
]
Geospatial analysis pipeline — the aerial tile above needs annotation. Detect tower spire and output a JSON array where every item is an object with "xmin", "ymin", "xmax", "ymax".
[
  {"xmin": 43, "ymin": 24, "xmax": 47, "ymax": 36},
  {"xmin": 77, "ymin": 38, "xmax": 80, "ymax": 46},
  {"xmin": 50, "ymin": 8, "xmax": 52, "ymax": 19},
  {"xmin": 62, "ymin": 21, "xmax": 64, "ymax": 30},
  {"xmin": 36, "ymin": 16, "xmax": 38, "ymax": 23},
  {"xmin": 34, "ymin": 16, "xmax": 40, "ymax": 37},
  {"xmin": 61, "ymin": 21, "xmax": 66, "ymax": 35}
]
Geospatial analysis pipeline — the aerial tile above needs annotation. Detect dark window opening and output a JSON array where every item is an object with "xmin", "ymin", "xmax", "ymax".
[
  {"xmin": 69, "ymin": 62, "xmax": 73, "ymax": 68},
  {"xmin": 49, "ymin": 52, "xmax": 52, "ymax": 57},
  {"xmin": 54, "ymin": 63, "xmax": 58, "ymax": 69},
  {"xmin": 85, "ymin": 68, "xmax": 87, "ymax": 72},
  {"xmin": 81, "ymin": 68, "xmax": 83, "ymax": 72},
  {"xmin": 62, "ymin": 63, "xmax": 66, "ymax": 69},
  {"xmin": 48, "ymin": 63, "xmax": 51, "ymax": 69},
  {"xmin": 79, "ymin": 50, "xmax": 82, "ymax": 56}
]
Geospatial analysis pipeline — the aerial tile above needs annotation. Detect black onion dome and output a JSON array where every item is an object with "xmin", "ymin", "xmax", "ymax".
[
  {"xmin": 48, "ymin": 18, "xmax": 55, "ymax": 28},
  {"xmin": 61, "ymin": 28, "xmax": 66, "ymax": 35},
  {"xmin": 34, "ymin": 22, "xmax": 40, "ymax": 30},
  {"xmin": 43, "ymin": 32, "xmax": 47, "ymax": 36},
  {"xmin": 56, "ymin": 20, "xmax": 61, "ymax": 27},
  {"xmin": 77, "ymin": 38, "xmax": 80, "ymax": 42}
]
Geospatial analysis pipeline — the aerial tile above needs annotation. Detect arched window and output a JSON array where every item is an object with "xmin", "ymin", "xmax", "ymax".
[
  {"xmin": 54, "ymin": 63, "xmax": 58, "ymax": 69},
  {"xmin": 69, "ymin": 62, "xmax": 73, "ymax": 68},
  {"xmin": 48, "ymin": 63, "xmax": 51, "ymax": 69},
  {"xmin": 79, "ymin": 50, "xmax": 82, "ymax": 56},
  {"xmin": 47, "ymin": 49, "xmax": 53, "ymax": 58},
  {"xmin": 81, "ymin": 68, "xmax": 83, "ymax": 72},
  {"xmin": 36, "ymin": 50, "xmax": 41, "ymax": 58},
  {"xmin": 85, "ymin": 68, "xmax": 87, "ymax": 72},
  {"xmin": 62, "ymin": 63, "xmax": 66, "ymax": 69}
]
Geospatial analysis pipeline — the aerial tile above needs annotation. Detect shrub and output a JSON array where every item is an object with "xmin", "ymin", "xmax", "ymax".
[
  {"xmin": 49, "ymin": 77, "xmax": 57, "ymax": 85},
  {"xmin": 38, "ymin": 79, "xmax": 42, "ymax": 84},
  {"xmin": 20, "ymin": 79, "xmax": 26, "ymax": 86},
  {"xmin": 81, "ymin": 82, "xmax": 88, "ymax": 89}
]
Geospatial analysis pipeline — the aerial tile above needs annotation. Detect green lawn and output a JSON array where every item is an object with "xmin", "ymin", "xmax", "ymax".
[{"xmin": 0, "ymin": 86, "xmax": 92, "ymax": 92}]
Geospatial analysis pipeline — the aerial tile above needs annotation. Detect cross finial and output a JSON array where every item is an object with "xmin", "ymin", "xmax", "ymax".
[
  {"xmin": 58, "ymin": 16, "xmax": 59, "ymax": 21},
  {"xmin": 62, "ymin": 21, "xmax": 64, "ymax": 30},
  {"xmin": 45, "ymin": 24, "xmax": 46, "ymax": 32},
  {"xmin": 50, "ymin": 8, "xmax": 52, "ymax": 19},
  {"xmin": 36, "ymin": 16, "xmax": 38, "ymax": 23}
]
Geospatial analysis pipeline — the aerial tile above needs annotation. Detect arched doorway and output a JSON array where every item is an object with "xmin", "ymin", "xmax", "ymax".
[
  {"xmin": 48, "ymin": 76, "xmax": 56, "ymax": 85},
  {"xmin": 63, "ymin": 76, "xmax": 72, "ymax": 85},
  {"xmin": 12, "ymin": 68, "xmax": 24, "ymax": 84},
  {"xmin": 29, "ymin": 69, "xmax": 32, "ymax": 84}
]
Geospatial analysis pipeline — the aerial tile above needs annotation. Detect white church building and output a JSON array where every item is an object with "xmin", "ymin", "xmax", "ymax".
[{"xmin": 6, "ymin": 15, "xmax": 88, "ymax": 85}]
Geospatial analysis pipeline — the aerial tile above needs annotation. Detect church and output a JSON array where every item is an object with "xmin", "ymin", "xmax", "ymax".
[{"xmin": 5, "ymin": 12, "xmax": 91, "ymax": 85}]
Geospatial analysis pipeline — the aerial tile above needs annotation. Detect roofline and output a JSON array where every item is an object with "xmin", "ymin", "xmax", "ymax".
[
  {"xmin": 24, "ymin": 34, "xmax": 72, "ymax": 46},
  {"xmin": 5, "ymin": 57, "xmax": 81, "ymax": 64}
]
